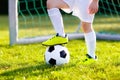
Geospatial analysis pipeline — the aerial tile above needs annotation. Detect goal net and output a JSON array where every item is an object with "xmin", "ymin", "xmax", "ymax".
[{"xmin": 9, "ymin": 0, "xmax": 120, "ymax": 45}]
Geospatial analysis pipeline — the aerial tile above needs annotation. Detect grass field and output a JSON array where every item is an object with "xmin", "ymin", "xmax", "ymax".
[{"xmin": 0, "ymin": 15, "xmax": 120, "ymax": 80}]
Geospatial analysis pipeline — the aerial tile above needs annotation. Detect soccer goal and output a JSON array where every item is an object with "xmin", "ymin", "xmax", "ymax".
[{"xmin": 9, "ymin": 0, "xmax": 120, "ymax": 45}]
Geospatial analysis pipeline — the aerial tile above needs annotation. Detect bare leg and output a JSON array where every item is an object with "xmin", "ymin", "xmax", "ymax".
[{"xmin": 47, "ymin": 0, "xmax": 69, "ymax": 9}]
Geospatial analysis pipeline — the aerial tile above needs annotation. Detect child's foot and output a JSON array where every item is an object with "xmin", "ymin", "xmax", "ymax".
[
  {"xmin": 42, "ymin": 33, "xmax": 68, "ymax": 46},
  {"xmin": 81, "ymin": 54, "xmax": 97, "ymax": 64},
  {"xmin": 84, "ymin": 54, "xmax": 97, "ymax": 61}
]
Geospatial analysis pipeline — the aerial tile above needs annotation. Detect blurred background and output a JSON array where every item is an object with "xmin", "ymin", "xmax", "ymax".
[
  {"xmin": 0, "ymin": 0, "xmax": 119, "ymax": 15},
  {"xmin": 0, "ymin": 0, "xmax": 8, "ymax": 15},
  {"xmin": 0, "ymin": 0, "xmax": 120, "ymax": 45}
]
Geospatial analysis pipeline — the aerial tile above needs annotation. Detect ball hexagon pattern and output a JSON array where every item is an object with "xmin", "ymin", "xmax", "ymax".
[{"xmin": 44, "ymin": 45, "xmax": 70, "ymax": 66}]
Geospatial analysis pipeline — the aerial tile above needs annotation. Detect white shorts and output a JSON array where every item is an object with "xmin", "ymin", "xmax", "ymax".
[{"xmin": 62, "ymin": 0, "xmax": 95, "ymax": 23}]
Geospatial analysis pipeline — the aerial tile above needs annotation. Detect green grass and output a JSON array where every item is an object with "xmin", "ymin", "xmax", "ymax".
[{"xmin": 0, "ymin": 15, "xmax": 120, "ymax": 80}]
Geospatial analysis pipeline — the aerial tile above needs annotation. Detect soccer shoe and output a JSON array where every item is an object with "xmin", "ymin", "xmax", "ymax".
[
  {"xmin": 84, "ymin": 54, "xmax": 97, "ymax": 61},
  {"xmin": 81, "ymin": 54, "xmax": 97, "ymax": 64},
  {"xmin": 42, "ymin": 34, "xmax": 68, "ymax": 46}
]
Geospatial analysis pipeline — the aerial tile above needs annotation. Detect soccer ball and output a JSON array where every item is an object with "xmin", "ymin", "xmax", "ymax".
[{"xmin": 44, "ymin": 45, "xmax": 70, "ymax": 66}]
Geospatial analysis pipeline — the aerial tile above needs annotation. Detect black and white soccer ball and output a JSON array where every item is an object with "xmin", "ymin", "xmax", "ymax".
[{"xmin": 44, "ymin": 45, "xmax": 70, "ymax": 66}]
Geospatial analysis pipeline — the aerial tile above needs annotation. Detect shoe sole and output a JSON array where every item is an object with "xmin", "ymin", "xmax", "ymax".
[{"xmin": 42, "ymin": 42, "xmax": 68, "ymax": 46}]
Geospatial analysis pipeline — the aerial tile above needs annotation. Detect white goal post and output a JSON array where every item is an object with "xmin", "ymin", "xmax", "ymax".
[{"xmin": 9, "ymin": 0, "xmax": 120, "ymax": 45}]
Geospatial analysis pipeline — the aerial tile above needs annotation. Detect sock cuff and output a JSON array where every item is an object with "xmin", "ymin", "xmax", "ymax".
[
  {"xmin": 84, "ymin": 31, "xmax": 95, "ymax": 35},
  {"xmin": 47, "ymin": 8, "xmax": 61, "ymax": 16},
  {"xmin": 84, "ymin": 31, "xmax": 96, "ymax": 37},
  {"xmin": 84, "ymin": 31, "xmax": 96, "ymax": 41}
]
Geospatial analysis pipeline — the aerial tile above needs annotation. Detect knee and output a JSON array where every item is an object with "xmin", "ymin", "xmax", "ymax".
[
  {"xmin": 47, "ymin": 0, "xmax": 57, "ymax": 9},
  {"xmin": 81, "ymin": 22, "xmax": 93, "ymax": 33},
  {"xmin": 46, "ymin": 0, "xmax": 52, "ymax": 9}
]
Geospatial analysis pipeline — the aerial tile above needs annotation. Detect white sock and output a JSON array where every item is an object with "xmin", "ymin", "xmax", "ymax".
[
  {"xmin": 84, "ymin": 31, "xmax": 96, "ymax": 59},
  {"xmin": 47, "ymin": 8, "xmax": 65, "ymax": 37}
]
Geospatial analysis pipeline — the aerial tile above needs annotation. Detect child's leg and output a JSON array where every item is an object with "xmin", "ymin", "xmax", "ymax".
[
  {"xmin": 47, "ymin": 8, "xmax": 65, "ymax": 37},
  {"xmin": 47, "ymin": 0, "xmax": 69, "ymax": 37},
  {"xmin": 82, "ymin": 22, "xmax": 96, "ymax": 59},
  {"xmin": 42, "ymin": 0, "xmax": 70, "ymax": 46}
]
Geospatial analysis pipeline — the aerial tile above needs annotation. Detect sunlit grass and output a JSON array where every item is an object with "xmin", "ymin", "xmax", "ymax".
[{"xmin": 0, "ymin": 15, "xmax": 120, "ymax": 80}]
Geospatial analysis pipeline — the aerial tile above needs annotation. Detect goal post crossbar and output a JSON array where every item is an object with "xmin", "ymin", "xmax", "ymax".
[{"xmin": 15, "ymin": 33, "xmax": 120, "ymax": 45}]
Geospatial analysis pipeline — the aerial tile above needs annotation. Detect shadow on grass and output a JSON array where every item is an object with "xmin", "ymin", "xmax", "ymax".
[
  {"xmin": 0, "ymin": 61, "xmax": 75, "ymax": 77},
  {"xmin": 0, "ymin": 44, "xmax": 10, "ymax": 48}
]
